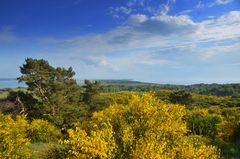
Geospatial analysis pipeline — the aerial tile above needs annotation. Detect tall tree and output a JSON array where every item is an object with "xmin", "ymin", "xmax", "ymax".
[
  {"xmin": 82, "ymin": 80, "xmax": 103, "ymax": 113},
  {"xmin": 18, "ymin": 58, "xmax": 86, "ymax": 127},
  {"xmin": 169, "ymin": 90, "xmax": 192, "ymax": 105},
  {"xmin": 82, "ymin": 80, "xmax": 102, "ymax": 103}
]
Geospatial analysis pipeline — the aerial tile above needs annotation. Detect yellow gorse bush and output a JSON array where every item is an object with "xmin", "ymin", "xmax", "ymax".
[
  {"xmin": 63, "ymin": 123, "xmax": 116, "ymax": 159},
  {"xmin": 0, "ymin": 113, "xmax": 61, "ymax": 159},
  {"xmin": 0, "ymin": 114, "xmax": 32, "ymax": 159},
  {"xmin": 27, "ymin": 119, "xmax": 61, "ymax": 143},
  {"xmin": 63, "ymin": 93, "xmax": 220, "ymax": 159}
]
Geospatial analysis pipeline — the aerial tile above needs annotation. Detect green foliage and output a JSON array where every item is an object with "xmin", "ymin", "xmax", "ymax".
[
  {"xmin": 3, "ymin": 59, "xmax": 240, "ymax": 158},
  {"xmin": 86, "ymin": 95, "xmax": 111, "ymax": 113},
  {"xmin": 105, "ymin": 92, "xmax": 132, "ymax": 104},
  {"xmin": 39, "ymin": 143, "xmax": 68, "ymax": 159},
  {"xmin": 63, "ymin": 93, "xmax": 220, "ymax": 159},
  {"xmin": 102, "ymin": 83, "xmax": 240, "ymax": 97},
  {"xmin": 154, "ymin": 90, "xmax": 174, "ymax": 101},
  {"xmin": 6, "ymin": 90, "xmax": 43, "ymax": 119},
  {"xmin": 169, "ymin": 90, "xmax": 193, "ymax": 105},
  {"xmin": 190, "ymin": 94, "xmax": 231, "ymax": 108},
  {"xmin": 0, "ymin": 90, "xmax": 9, "ymax": 100},
  {"xmin": 187, "ymin": 109, "xmax": 222, "ymax": 140},
  {"xmin": 18, "ymin": 58, "xmax": 87, "ymax": 127},
  {"xmin": 82, "ymin": 80, "xmax": 102, "ymax": 103},
  {"xmin": 217, "ymin": 142, "xmax": 240, "ymax": 159},
  {"xmin": 81, "ymin": 80, "xmax": 106, "ymax": 115},
  {"xmin": 154, "ymin": 90, "xmax": 234, "ymax": 108},
  {"xmin": 217, "ymin": 108, "xmax": 240, "ymax": 142}
]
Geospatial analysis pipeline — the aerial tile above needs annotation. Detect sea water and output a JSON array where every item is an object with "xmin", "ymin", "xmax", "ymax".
[{"xmin": 0, "ymin": 79, "xmax": 26, "ymax": 88}]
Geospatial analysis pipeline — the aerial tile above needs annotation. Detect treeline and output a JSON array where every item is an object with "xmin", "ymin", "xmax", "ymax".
[
  {"xmin": 102, "ymin": 83, "xmax": 240, "ymax": 97},
  {"xmin": 1, "ymin": 58, "xmax": 240, "ymax": 158}
]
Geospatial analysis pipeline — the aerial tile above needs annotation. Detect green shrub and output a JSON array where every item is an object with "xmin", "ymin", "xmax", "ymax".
[{"xmin": 39, "ymin": 143, "xmax": 68, "ymax": 159}]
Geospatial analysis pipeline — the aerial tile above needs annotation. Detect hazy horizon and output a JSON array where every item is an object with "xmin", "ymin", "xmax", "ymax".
[{"xmin": 1, "ymin": 78, "xmax": 240, "ymax": 87}]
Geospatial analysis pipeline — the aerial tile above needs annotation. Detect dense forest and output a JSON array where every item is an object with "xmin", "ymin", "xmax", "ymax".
[
  {"xmin": 101, "ymin": 81, "xmax": 240, "ymax": 97},
  {"xmin": 0, "ymin": 58, "xmax": 240, "ymax": 158}
]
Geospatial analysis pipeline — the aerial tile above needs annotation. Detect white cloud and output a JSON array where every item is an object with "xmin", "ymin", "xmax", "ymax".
[
  {"xmin": 194, "ymin": 11, "xmax": 240, "ymax": 42},
  {"xmin": 43, "ymin": 49, "xmax": 171, "ymax": 74},
  {"xmin": 214, "ymin": 0, "xmax": 234, "ymax": 5},
  {"xmin": 196, "ymin": 0, "xmax": 234, "ymax": 8},
  {"xmin": 77, "ymin": 52, "xmax": 170, "ymax": 70},
  {"xmin": 209, "ymin": 0, "xmax": 234, "ymax": 7},
  {"xmin": 109, "ymin": 6, "xmax": 133, "ymax": 19},
  {"xmin": 128, "ymin": 14, "xmax": 148, "ymax": 24},
  {"xmin": 33, "ymin": 10, "xmax": 240, "ymax": 72},
  {"xmin": 128, "ymin": 14, "xmax": 198, "ymax": 35},
  {"xmin": 207, "ymin": 16, "xmax": 215, "ymax": 19},
  {"xmin": 200, "ymin": 43, "xmax": 240, "ymax": 59},
  {"xmin": 78, "ymin": 56, "xmax": 120, "ymax": 71},
  {"xmin": 109, "ymin": 0, "xmax": 176, "ymax": 18},
  {"xmin": 1, "ymin": 1, "xmax": 239, "ymax": 82},
  {"xmin": 196, "ymin": 1, "xmax": 205, "ymax": 8},
  {"xmin": 127, "ymin": 0, "xmax": 145, "ymax": 7},
  {"xmin": 178, "ymin": 9, "xmax": 192, "ymax": 15},
  {"xmin": 160, "ymin": 0, "xmax": 176, "ymax": 15},
  {"xmin": 217, "ymin": 10, "xmax": 240, "ymax": 23}
]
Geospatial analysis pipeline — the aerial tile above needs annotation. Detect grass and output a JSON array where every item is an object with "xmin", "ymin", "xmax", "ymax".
[
  {"xmin": 0, "ymin": 88, "xmax": 27, "ymax": 100},
  {"xmin": 29, "ymin": 142, "xmax": 49, "ymax": 159},
  {"xmin": 29, "ymin": 142, "xmax": 67, "ymax": 159},
  {"xmin": 215, "ymin": 140, "xmax": 240, "ymax": 159},
  {"xmin": 0, "ymin": 91, "xmax": 9, "ymax": 99}
]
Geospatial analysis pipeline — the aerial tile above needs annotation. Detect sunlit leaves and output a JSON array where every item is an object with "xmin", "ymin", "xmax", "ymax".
[
  {"xmin": 63, "ymin": 93, "xmax": 220, "ymax": 158},
  {"xmin": 0, "ymin": 114, "xmax": 32, "ymax": 159}
]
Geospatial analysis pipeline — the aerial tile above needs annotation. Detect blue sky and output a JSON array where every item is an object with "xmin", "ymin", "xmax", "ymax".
[{"xmin": 0, "ymin": 0, "xmax": 240, "ymax": 84}]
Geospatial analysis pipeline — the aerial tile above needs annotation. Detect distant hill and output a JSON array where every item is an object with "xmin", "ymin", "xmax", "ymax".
[
  {"xmin": 99, "ymin": 81, "xmax": 240, "ymax": 97},
  {"xmin": 1, "ymin": 79, "xmax": 240, "ymax": 97},
  {"xmin": 97, "ymin": 79, "xmax": 157, "ymax": 85}
]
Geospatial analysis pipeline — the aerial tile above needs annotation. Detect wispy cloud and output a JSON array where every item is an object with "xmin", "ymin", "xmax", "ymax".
[
  {"xmin": 196, "ymin": 0, "xmax": 234, "ymax": 8},
  {"xmin": 46, "ymin": 50, "xmax": 172, "ymax": 73},
  {"xmin": 196, "ymin": 1, "xmax": 205, "ymax": 9},
  {"xmin": 199, "ymin": 42, "xmax": 240, "ymax": 59},
  {"xmin": 0, "ymin": 25, "xmax": 17, "ymax": 43},
  {"xmin": 195, "ymin": 11, "xmax": 240, "ymax": 42},
  {"xmin": 128, "ymin": 14, "xmax": 197, "ymax": 35},
  {"xmin": 209, "ymin": 0, "xmax": 234, "ymax": 7},
  {"xmin": 8, "ymin": 10, "xmax": 240, "ymax": 74},
  {"xmin": 178, "ymin": 9, "xmax": 192, "ymax": 15},
  {"xmin": 0, "ymin": 0, "xmax": 239, "ymax": 82},
  {"xmin": 160, "ymin": 0, "xmax": 176, "ymax": 15},
  {"xmin": 109, "ymin": 0, "xmax": 176, "ymax": 19}
]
